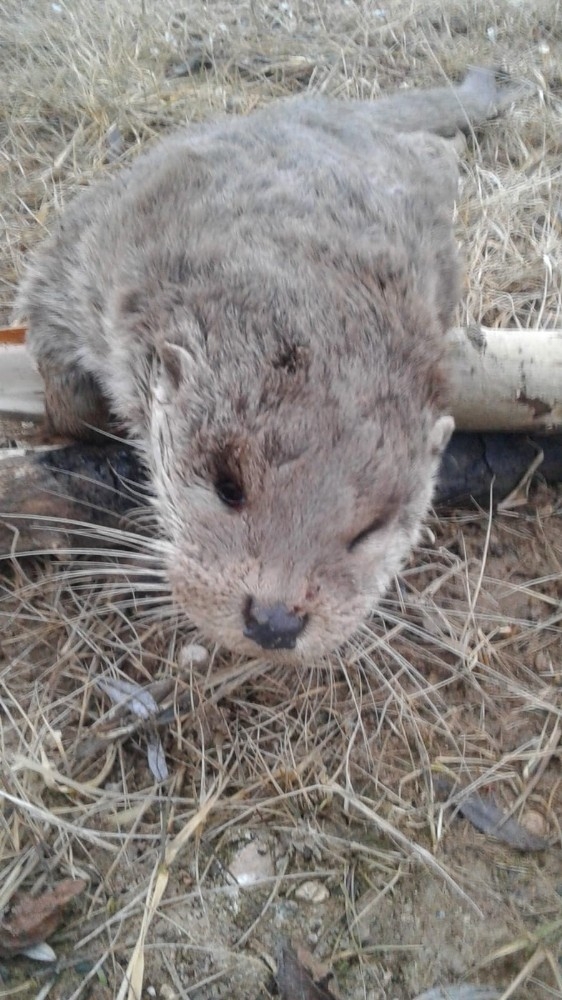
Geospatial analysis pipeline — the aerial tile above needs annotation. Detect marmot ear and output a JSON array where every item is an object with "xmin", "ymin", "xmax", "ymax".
[
  {"xmin": 159, "ymin": 342, "xmax": 196, "ymax": 392},
  {"xmin": 429, "ymin": 414, "xmax": 455, "ymax": 456}
]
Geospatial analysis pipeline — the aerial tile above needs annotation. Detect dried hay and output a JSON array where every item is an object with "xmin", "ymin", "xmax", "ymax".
[{"xmin": 0, "ymin": 2, "xmax": 561, "ymax": 998}]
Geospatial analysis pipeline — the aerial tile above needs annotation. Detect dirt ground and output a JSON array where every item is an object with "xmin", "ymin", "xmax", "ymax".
[{"xmin": 1, "ymin": 1, "xmax": 561, "ymax": 998}]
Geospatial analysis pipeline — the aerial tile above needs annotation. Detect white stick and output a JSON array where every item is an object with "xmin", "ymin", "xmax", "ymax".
[
  {"xmin": 445, "ymin": 326, "xmax": 562, "ymax": 432},
  {"xmin": 0, "ymin": 343, "xmax": 44, "ymax": 419},
  {"xmin": 2, "ymin": 328, "xmax": 562, "ymax": 432}
]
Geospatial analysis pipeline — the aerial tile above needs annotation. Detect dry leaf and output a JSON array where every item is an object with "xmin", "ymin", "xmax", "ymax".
[
  {"xmin": 276, "ymin": 941, "xmax": 341, "ymax": 1000},
  {"xmin": 435, "ymin": 779, "xmax": 550, "ymax": 851},
  {"xmin": 96, "ymin": 676, "xmax": 160, "ymax": 719},
  {"xmin": 96, "ymin": 676, "xmax": 170, "ymax": 781},
  {"xmin": 0, "ymin": 878, "xmax": 86, "ymax": 959},
  {"xmin": 21, "ymin": 941, "xmax": 58, "ymax": 962},
  {"xmin": 147, "ymin": 735, "xmax": 169, "ymax": 782}
]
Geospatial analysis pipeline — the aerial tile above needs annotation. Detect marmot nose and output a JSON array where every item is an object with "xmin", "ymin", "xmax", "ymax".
[{"xmin": 243, "ymin": 599, "xmax": 307, "ymax": 651}]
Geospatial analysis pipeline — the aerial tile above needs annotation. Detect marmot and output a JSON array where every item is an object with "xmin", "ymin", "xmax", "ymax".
[{"xmin": 14, "ymin": 69, "xmax": 508, "ymax": 658}]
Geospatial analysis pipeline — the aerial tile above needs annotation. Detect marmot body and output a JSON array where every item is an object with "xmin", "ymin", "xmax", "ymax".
[{"xmin": 15, "ymin": 69, "xmax": 503, "ymax": 658}]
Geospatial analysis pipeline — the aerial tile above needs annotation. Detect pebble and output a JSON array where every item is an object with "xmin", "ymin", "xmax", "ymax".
[
  {"xmin": 522, "ymin": 810, "xmax": 548, "ymax": 839},
  {"xmin": 178, "ymin": 642, "xmax": 209, "ymax": 669},
  {"xmin": 534, "ymin": 650, "xmax": 553, "ymax": 675},
  {"xmin": 294, "ymin": 881, "xmax": 329, "ymax": 904},
  {"xmin": 229, "ymin": 838, "xmax": 274, "ymax": 886}
]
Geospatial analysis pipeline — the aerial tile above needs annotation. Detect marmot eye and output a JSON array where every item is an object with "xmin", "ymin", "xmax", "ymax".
[
  {"xmin": 215, "ymin": 476, "xmax": 246, "ymax": 510},
  {"xmin": 347, "ymin": 514, "xmax": 388, "ymax": 552}
]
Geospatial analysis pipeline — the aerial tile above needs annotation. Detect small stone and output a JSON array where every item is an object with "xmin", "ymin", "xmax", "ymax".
[
  {"xmin": 294, "ymin": 881, "xmax": 329, "ymax": 904},
  {"xmin": 229, "ymin": 838, "xmax": 274, "ymax": 886},
  {"xmin": 522, "ymin": 810, "xmax": 547, "ymax": 839},
  {"xmin": 178, "ymin": 642, "xmax": 209, "ymax": 669},
  {"xmin": 534, "ymin": 650, "xmax": 553, "ymax": 674}
]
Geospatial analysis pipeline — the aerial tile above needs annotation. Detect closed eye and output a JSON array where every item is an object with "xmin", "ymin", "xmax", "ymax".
[{"xmin": 347, "ymin": 514, "xmax": 390, "ymax": 552}]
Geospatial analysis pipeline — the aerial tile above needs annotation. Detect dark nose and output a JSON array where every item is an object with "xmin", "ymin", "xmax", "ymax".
[{"xmin": 243, "ymin": 599, "xmax": 307, "ymax": 650}]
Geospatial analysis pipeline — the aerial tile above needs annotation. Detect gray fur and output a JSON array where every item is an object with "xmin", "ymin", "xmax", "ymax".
[{"xmin": 15, "ymin": 68, "xmax": 506, "ymax": 658}]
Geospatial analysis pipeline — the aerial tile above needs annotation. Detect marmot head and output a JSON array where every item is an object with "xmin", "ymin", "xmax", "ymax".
[{"xmin": 146, "ymin": 313, "xmax": 453, "ymax": 661}]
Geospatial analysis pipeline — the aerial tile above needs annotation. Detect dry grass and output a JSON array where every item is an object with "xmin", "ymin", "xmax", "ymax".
[{"xmin": 0, "ymin": 2, "xmax": 561, "ymax": 998}]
